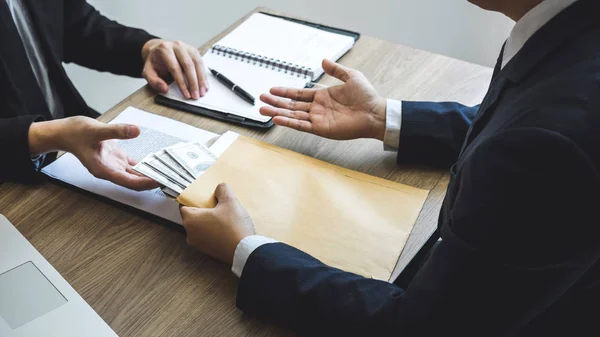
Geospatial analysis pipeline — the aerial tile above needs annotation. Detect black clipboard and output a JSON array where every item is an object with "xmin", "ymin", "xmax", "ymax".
[{"xmin": 155, "ymin": 12, "xmax": 361, "ymax": 129}]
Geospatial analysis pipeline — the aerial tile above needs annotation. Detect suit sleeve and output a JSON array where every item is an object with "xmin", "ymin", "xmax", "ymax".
[
  {"xmin": 396, "ymin": 101, "xmax": 479, "ymax": 167},
  {"xmin": 0, "ymin": 115, "xmax": 45, "ymax": 183},
  {"xmin": 236, "ymin": 128, "xmax": 599, "ymax": 336},
  {"xmin": 62, "ymin": 0, "xmax": 158, "ymax": 77}
]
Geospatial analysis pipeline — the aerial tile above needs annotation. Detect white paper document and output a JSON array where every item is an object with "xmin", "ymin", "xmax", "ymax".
[
  {"xmin": 215, "ymin": 13, "xmax": 355, "ymax": 79},
  {"xmin": 41, "ymin": 107, "xmax": 237, "ymax": 225},
  {"xmin": 163, "ymin": 51, "xmax": 308, "ymax": 123},
  {"xmin": 159, "ymin": 13, "xmax": 356, "ymax": 124}
]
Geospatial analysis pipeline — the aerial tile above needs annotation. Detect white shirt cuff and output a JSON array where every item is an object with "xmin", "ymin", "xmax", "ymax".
[
  {"xmin": 383, "ymin": 99, "xmax": 403, "ymax": 151},
  {"xmin": 231, "ymin": 235, "xmax": 278, "ymax": 278}
]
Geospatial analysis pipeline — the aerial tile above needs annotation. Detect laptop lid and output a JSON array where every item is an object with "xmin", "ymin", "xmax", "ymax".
[{"xmin": 0, "ymin": 215, "xmax": 118, "ymax": 337}]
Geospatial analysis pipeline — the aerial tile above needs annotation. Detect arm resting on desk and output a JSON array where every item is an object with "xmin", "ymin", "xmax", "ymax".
[
  {"xmin": 390, "ymin": 101, "xmax": 479, "ymax": 168},
  {"xmin": 63, "ymin": 0, "xmax": 157, "ymax": 77},
  {"xmin": 236, "ymin": 129, "xmax": 599, "ymax": 336},
  {"xmin": 0, "ymin": 115, "xmax": 45, "ymax": 183}
]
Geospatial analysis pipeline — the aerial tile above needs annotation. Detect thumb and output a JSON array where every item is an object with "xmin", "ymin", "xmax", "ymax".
[
  {"xmin": 94, "ymin": 123, "xmax": 141, "ymax": 142},
  {"xmin": 143, "ymin": 65, "xmax": 169, "ymax": 93},
  {"xmin": 214, "ymin": 183, "xmax": 234, "ymax": 204},
  {"xmin": 322, "ymin": 59, "xmax": 352, "ymax": 82}
]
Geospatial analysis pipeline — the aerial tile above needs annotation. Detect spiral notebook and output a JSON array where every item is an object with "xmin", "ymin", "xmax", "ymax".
[{"xmin": 155, "ymin": 12, "xmax": 360, "ymax": 128}]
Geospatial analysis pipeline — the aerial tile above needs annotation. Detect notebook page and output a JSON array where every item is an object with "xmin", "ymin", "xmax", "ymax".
[
  {"xmin": 215, "ymin": 13, "xmax": 355, "ymax": 80},
  {"xmin": 162, "ymin": 51, "xmax": 308, "ymax": 122}
]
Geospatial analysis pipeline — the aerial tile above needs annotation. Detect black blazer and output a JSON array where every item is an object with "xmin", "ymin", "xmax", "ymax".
[
  {"xmin": 0, "ymin": 0, "xmax": 156, "ymax": 183},
  {"xmin": 236, "ymin": 1, "xmax": 600, "ymax": 336}
]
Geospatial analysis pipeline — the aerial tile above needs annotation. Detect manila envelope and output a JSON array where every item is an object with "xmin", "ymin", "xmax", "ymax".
[{"xmin": 177, "ymin": 136, "xmax": 429, "ymax": 281}]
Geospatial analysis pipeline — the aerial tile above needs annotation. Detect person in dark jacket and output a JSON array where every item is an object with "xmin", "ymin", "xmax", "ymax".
[
  {"xmin": 1, "ymin": 0, "xmax": 208, "ymax": 189},
  {"xmin": 180, "ymin": 0, "xmax": 600, "ymax": 336}
]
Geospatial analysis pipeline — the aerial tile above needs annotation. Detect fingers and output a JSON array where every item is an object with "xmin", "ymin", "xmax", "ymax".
[
  {"xmin": 260, "ymin": 93, "xmax": 311, "ymax": 112},
  {"xmin": 179, "ymin": 206, "xmax": 212, "ymax": 231},
  {"xmin": 161, "ymin": 47, "xmax": 190, "ymax": 99},
  {"xmin": 95, "ymin": 124, "xmax": 141, "ymax": 141},
  {"xmin": 269, "ymin": 87, "xmax": 317, "ymax": 102},
  {"xmin": 272, "ymin": 116, "xmax": 314, "ymax": 134},
  {"xmin": 107, "ymin": 169, "xmax": 160, "ymax": 191},
  {"xmin": 174, "ymin": 45, "xmax": 200, "ymax": 100},
  {"xmin": 143, "ymin": 40, "xmax": 209, "ymax": 99},
  {"xmin": 142, "ymin": 65, "xmax": 168, "ymax": 93},
  {"xmin": 322, "ymin": 59, "xmax": 353, "ymax": 82},
  {"xmin": 259, "ymin": 105, "xmax": 310, "ymax": 121},
  {"xmin": 179, "ymin": 205, "xmax": 213, "ymax": 223},
  {"xmin": 191, "ymin": 49, "xmax": 209, "ymax": 96},
  {"xmin": 180, "ymin": 205, "xmax": 209, "ymax": 219},
  {"xmin": 214, "ymin": 183, "xmax": 233, "ymax": 204},
  {"xmin": 125, "ymin": 165, "xmax": 148, "ymax": 179},
  {"xmin": 127, "ymin": 156, "xmax": 139, "ymax": 166}
]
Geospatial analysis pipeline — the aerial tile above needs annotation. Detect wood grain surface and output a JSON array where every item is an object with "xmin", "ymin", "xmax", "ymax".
[{"xmin": 0, "ymin": 7, "xmax": 492, "ymax": 336}]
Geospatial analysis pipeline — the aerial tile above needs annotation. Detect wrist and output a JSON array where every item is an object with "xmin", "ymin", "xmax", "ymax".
[
  {"xmin": 369, "ymin": 97, "xmax": 387, "ymax": 141},
  {"xmin": 28, "ymin": 119, "xmax": 66, "ymax": 156}
]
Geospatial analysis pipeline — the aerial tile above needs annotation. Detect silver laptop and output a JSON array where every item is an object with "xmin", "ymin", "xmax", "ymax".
[{"xmin": 0, "ymin": 215, "xmax": 118, "ymax": 337}]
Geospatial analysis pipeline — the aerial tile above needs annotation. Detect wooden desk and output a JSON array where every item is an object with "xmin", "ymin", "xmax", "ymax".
[{"xmin": 0, "ymin": 7, "xmax": 492, "ymax": 336}]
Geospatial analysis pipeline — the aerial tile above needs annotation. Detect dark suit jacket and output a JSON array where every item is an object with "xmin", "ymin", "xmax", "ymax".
[
  {"xmin": 236, "ymin": 1, "xmax": 600, "ymax": 336},
  {"xmin": 0, "ymin": 0, "xmax": 156, "ymax": 183}
]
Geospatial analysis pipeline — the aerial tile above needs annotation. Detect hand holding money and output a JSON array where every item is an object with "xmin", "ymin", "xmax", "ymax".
[{"xmin": 133, "ymin": 141, "xmax": 217, "ymax": 197}]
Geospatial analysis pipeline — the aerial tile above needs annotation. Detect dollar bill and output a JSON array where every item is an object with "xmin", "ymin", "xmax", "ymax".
[
  {"xmin": 154, "ymin": 147, "xmax": 195, "ymax": 184},
  {"xmin": 165, "ymin": 142, "xmax": 217, "ymax": 179},
  {"xmin": 132, "ymin": 157, "xmax": 185, "ymax": 194},
  {"xmin": 161, "ymin": 186, "xmax": 180, "ymax": 199},
  {"xmin": 143, "ymin": 154, "xmax": 190, "ymax": 189}
]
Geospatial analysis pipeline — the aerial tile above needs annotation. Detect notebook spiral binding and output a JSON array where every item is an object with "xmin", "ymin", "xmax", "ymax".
[{"xmin": 211, "ymin": 44, "xmax": 314, "ymax": 80}]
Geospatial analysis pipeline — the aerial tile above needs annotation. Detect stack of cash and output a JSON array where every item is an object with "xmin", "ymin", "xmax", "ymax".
[{"xmin": 133, "ymin": 142, "xmax": 217, "ymax": 198}]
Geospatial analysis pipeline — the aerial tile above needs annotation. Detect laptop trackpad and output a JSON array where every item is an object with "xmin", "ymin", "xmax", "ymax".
[{"xmin": 0, "ymin": 262, "xmax": 68, "ymax": 329}]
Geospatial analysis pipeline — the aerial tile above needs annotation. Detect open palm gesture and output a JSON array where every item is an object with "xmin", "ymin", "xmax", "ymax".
[
  {"xmin": 61, "ymin": 117, "xmax": 160, "ymax": 191},
  {"xmin": 259, "ymin": 59, "xmax": 387, "ymax": 141}
]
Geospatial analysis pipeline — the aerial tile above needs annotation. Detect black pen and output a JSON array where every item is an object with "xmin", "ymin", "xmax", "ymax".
[{"xmin": 209, "ymin": 68, "xmax": 255, "ymax": 105}]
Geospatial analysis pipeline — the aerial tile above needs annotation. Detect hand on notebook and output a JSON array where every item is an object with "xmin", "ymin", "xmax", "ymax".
[
  {"xmin": 29, "ymin": 116, "xmax": 159, "ymax": 191},
  {"xmin": 180, "ymin": 183, "xmax": 255, "ymax": 264},
  {"xmin": 259, "ymin": 59, "xmax": 387, "ymax": 141},
  {"xmin": 142, "ymin": 39, "xmax": 209, "ymax": 100}
]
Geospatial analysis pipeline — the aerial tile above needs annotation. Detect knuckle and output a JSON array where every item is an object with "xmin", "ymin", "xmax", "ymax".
[
  {"xmin": 180, "ymin": 206, "xmax": 191, "ymax": 217},
  {"xmin": 174, "ymin": 40, "xmax": 184, "ymax": 47},
  {"xmin": 158, "ymin": 41, "xmax": 170, "ymax": 49},
  {"xmin": 288, "ymin": 99, "xmax": 296, "ymax": 109}
]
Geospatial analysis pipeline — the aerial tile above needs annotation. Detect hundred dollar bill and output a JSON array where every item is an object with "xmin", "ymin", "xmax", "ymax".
[
  {"xmin": 143, "ymin": 154, "xmax": 190, "ymax": 189},
  {"xmin": 153, "ymin": 146, "xmax": 195, "ymax": 184},
  {"xmin": 132, "ymin": 161, "xmax": 184, "ymax": 195},
  {"xmin": 161, "ymin": 186, "xmax": 180, "ymax": 199},
  {"xmin": 165, "ymin": 142, "xmax": 217, "ymax": 179}
]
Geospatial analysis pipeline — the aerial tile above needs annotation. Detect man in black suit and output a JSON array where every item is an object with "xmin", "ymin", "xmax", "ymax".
[
  {"xmin": 1, "ymin": 0, "xmax": 209, "ymax": 189},
  {"xmin": 180, "ymin": 0, "xmax": 600, "ymax": 336}
]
